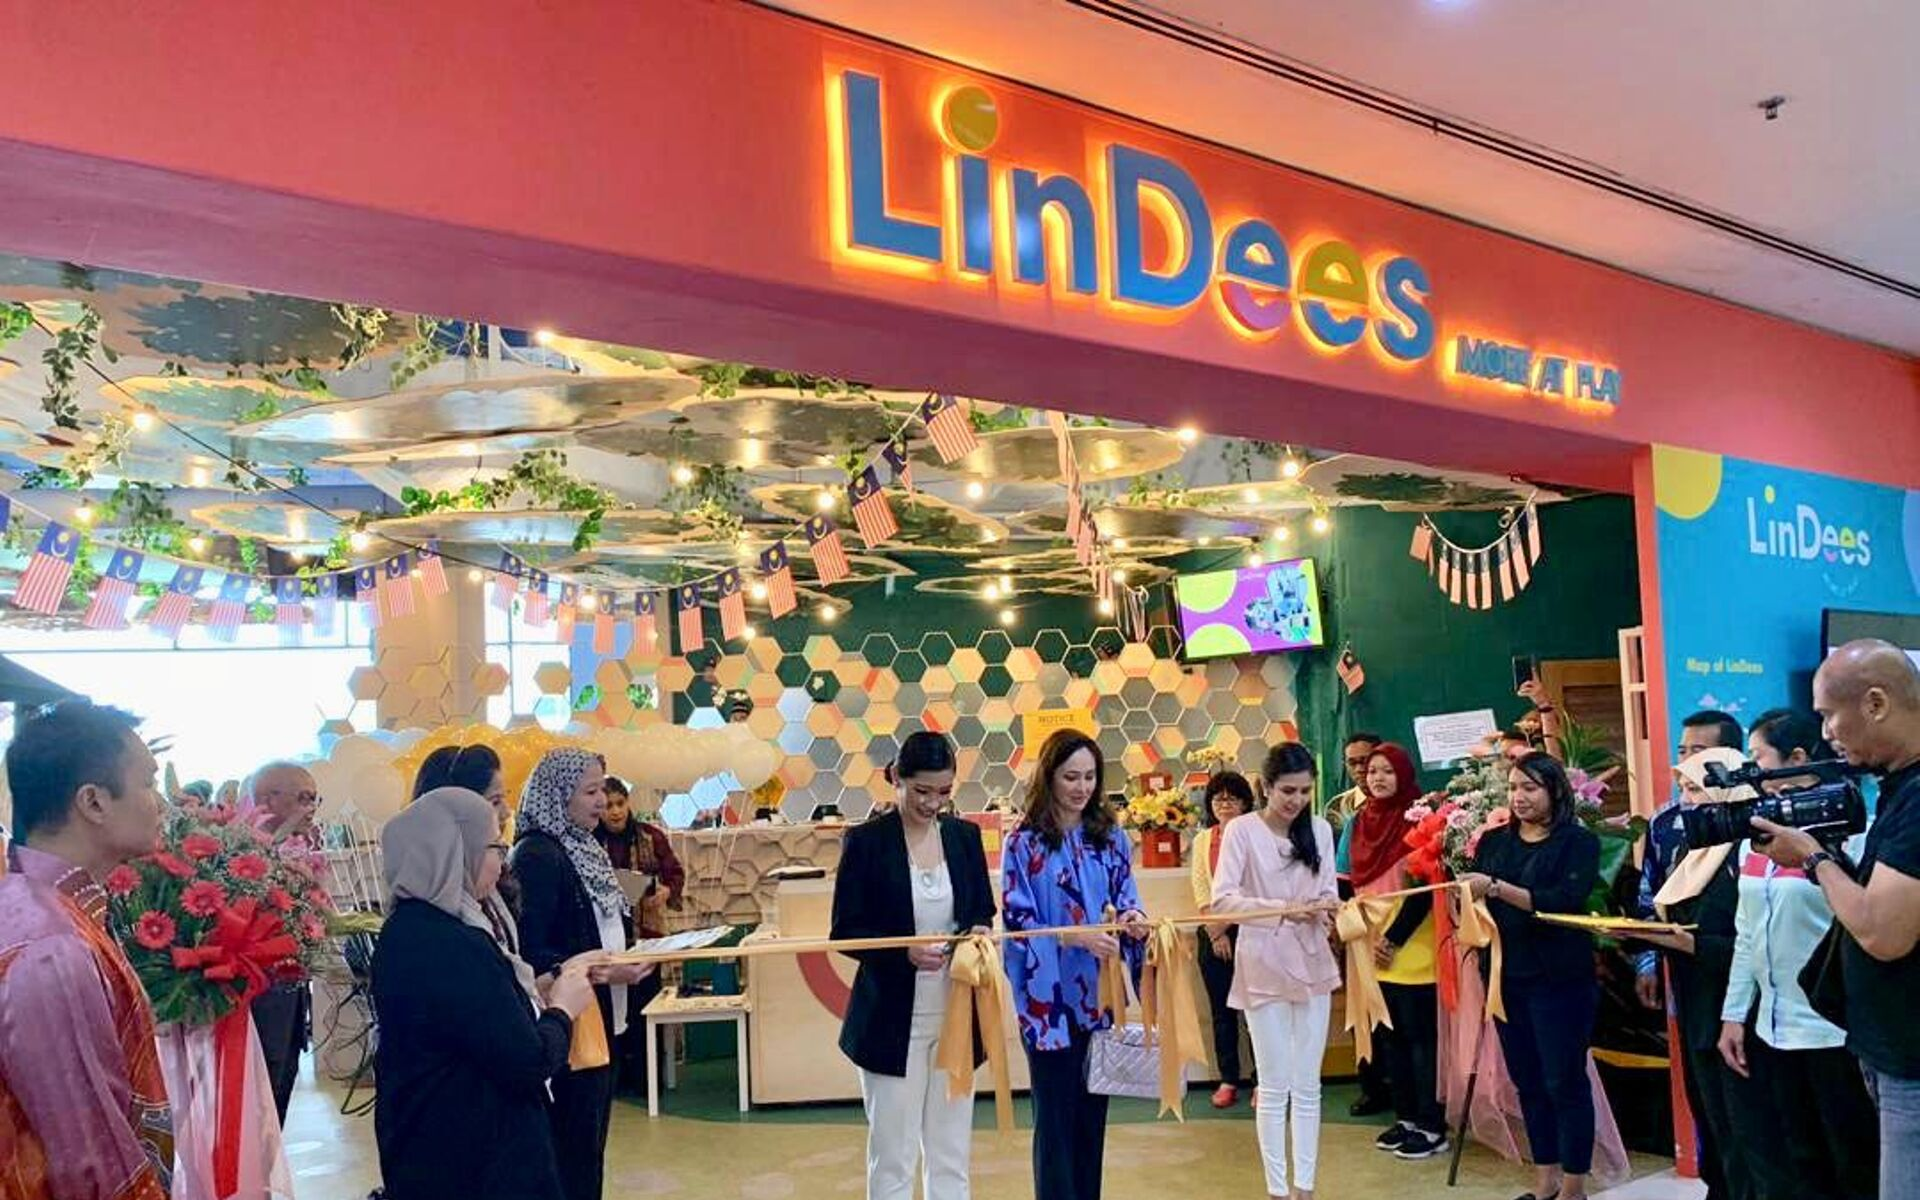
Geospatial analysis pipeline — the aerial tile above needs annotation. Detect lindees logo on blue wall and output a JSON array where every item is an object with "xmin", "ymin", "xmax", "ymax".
[{"xmin": 1745, "ymin": 483, "xmax": 1873, "ymax": 569}]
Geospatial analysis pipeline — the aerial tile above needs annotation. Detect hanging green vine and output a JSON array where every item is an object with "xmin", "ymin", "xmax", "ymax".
[
  {"xmin": 398, "ymin": 450, "xmax": 615, "ymax": 551},
  {"xmin": 331, "ymin": 304, "xmax": 391, "ymax": 370},
  {"xmin": 0, "ymin": 302, "xmax": 32, "ymax": 347},
  {"xmin": 42, "ymin": 306, "xmax": 109, "ymax": 431},
  {"xmin": 101, "ymin": 481, "xmax": 191, "ymax": 555},
  {"xmin": 663, "ymin": 464, "xmax": 747, "ymax": 544},
  {"xmin": 691, "ymin": 362, "xmax": 868, "ymax": 401},
  {"xmin": 968, "ymin": 403, "xmax": 1032, "ymax": 434},
  {"xmin": 389, "ymin": 317, "xmax": 481, "ymax": 389}
]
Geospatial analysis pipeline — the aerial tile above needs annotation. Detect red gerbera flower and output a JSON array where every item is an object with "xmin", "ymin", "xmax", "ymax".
[
  {"xmin": 151, "ymin": 851, "xmax": 195, "ymax": 880},
  {"xmin": 230, "ymin": 854, "xmax": 270, "ymax": 881},
  {"xmin": 267, "ymin": 887, "xmax": 295, "ymax": 913},
  {"xmin": 180, "ymin": 880, "xmax": 229, "ymax": 917},
  {"xmin": 181, "ymin": 833, "xmax": 223, "ymax": 861},
  {"xmin": 133, "ymin": 911, "xmax": 177, "ymax": 950},
  {"xmin": 300, "ymin": 914, "xmax": 327, "ymax": 941},
  {"xmin": 104, "ymin": 864, "xmax": 141, "ymax": 897}
]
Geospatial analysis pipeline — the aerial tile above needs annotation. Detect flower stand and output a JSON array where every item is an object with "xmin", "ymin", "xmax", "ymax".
[
  {"xmin": 1139, "ymin": 828, "xmax": 1183, "ymax": 869},
  {"xmin": 155, "ymin": 1010, "xmax": 294, "ymax": 1200}
]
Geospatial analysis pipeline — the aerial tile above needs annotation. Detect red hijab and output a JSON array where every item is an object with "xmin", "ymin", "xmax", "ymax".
[{"xmin": 1347, "ymin": 742, "xmax": 1422, "ymax": 888}]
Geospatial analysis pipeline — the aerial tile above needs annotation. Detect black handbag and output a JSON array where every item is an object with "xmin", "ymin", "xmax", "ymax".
[{"xmin": 1798, "ymin": 919, "xmax": 1848, "ymax": 1030}]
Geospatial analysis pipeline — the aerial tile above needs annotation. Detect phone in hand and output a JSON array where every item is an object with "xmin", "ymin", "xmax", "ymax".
[{"xmin": 1512, "ymin": 655, "xmax": 1539, "ymax": 692}]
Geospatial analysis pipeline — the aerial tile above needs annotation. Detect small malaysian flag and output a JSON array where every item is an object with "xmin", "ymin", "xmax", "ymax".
[
  {"xmin": 83, "ymin": 547, "xmax": 145, "ymax": 630},
  {"xmin": 381, "ymin": 554, "xmax": 416, "ymax": 620},
  {"xmin": 312, "ymin": 572, "xmax": 340, "ymax": 637},
  {"xmin": 1046, "ymin": 408, "xmax": 1073, "ymax": 475},
  {"xmin": 633, "ymin": 591, "xmax": 659, "ymax": 649},
  {"xmin": 13, "ymin": 523, "xmax": 79, "ymax": 615},
  {"xmin": 1409, "ymin": 521, "xmax": 1433, "ymax": 561},
  {"xmin": 1337, "ymin": 647, "xmax": 1367, "ymax": 694},
  {"xmin": 847, "ymin": 466, "xmax": 897, "ymax": 547},
  {"xmin": 919, "ymin": 393, "xmax": 978, "ymax": 463},
  {"xmin": 148, "ymin": 564, "xmax": 204, "ymax": 640},
  {"xmin": 805, "ymin": 514, "xmax": 849, "ymax": 584},
  {"xmin": 416, "ymin": 541, "xmax": 449, "ymax": 597},
  {"xmin": 1508, "ymin": 525, "xmax": 1532, "ymax": 590},
  {"xmin": 492, "ymin": 551, "xmax": 522, "ymax": 610},
  {"xmin": 675, "ymin": 582, "xmax": 704, "ymax": 653},
  {"xmin": 592, "ymin": 590, "xmax": 618, "ymax": 655},
  {"xmin": 556, "ymin": 583, "xmax": 579, "ymax": 643},
  {"xmin": 273, "ymin": 577, "xmax": 307, "ymax": 644},
  {"xmin": 879, "ymin": 440, "xmax": 915, "ymax": 495},
  {"xmin": 208, "ymin": 574, "xmax": 252, "ymax": 643},
  {"xmin": 524, "ymin": 572, "xmax": 551, "ymax": 626},
  {"xmin": 760, "ymin": 542, "xmax": 797, "ymax": 618},
  {"xmin": 717, "ymin": 569, "xmax": 747, "ymax": 642},
  {"xmin": 1497, "ymin": 541, "xmax": 1516, "ymax": 602},
  {"xmin": 1521, "ymin": 506, "xmax": 1542, "ymax": 565},
  {"xmin": 354, "ymin": 565, "xmax": 383, "ymax": 629},
  {"xmin": 1066, "ymin": 488, "xmax": 1084, "ymax": 541}
]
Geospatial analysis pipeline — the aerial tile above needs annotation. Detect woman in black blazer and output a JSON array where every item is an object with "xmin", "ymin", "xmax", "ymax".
[
  {"xmin": 511, "ymin": 749, "xmax": 653, "ymax": 1200},
  {"xmin": 373, "ymin": 788, "xmax": 597, "ymax": 1200},
  {"xmin": 831, "ymin": 731, "xmax": 996, "ymax": 1200}
]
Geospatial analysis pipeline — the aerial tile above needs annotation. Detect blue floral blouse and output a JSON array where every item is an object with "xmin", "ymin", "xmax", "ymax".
[{"xmin": 1001, "ymin": 825, "xmax": 1146, "ymax": 1051}]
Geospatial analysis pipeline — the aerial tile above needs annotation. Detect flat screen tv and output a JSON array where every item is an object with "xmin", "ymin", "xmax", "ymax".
[
  {"xmin": 1173, "ymin": 557, "xmax": 1325, "ymax": 660},
  {"xmin": 1823, "ymin": 608, "xmax": 1920, "ymax": 671}
]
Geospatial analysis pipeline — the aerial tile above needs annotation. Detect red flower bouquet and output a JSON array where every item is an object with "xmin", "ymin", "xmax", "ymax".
[{"xmin": 109, "ymin": 805, "xmax": 335, "ymax": 1025}]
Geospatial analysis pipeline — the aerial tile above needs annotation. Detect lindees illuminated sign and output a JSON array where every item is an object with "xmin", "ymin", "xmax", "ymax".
[{"xmin": 825, "ymin": 68, "xmax": 1621, "ymax": 409}]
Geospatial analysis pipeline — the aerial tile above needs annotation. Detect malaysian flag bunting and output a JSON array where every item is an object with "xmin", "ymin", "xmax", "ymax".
[
  {"xmin": 416, "ymin": 541, "xmax": 449, "ymax": 597},
  {"xmin": 524, "ymin": 572, "xmax": 551, "ymax": 626},
  {"xmin": 1409, "ymin": 521, "xmax": 1433, "ymax": 561},
  {"xmin": 312, "ymin": 572, "xmax": 339, "ymax": 637},
  {"xmin": 1464, "ymin": 551, "xmax": 1480, "ymax": 609},
  {"xmin": 761, "ymin": 542, "xmax": 797, "ymax": 618},
  {"xmin": 556, "ymin": 583, "xmax": 579, "ymax": 643},
  {"xmin": 633, "ymin": 591, "xmax": 659, "ymax": 649},
  {"xmin": 381, "ymin": 554, "xmax": 416, "ymax": 620},
  {"xmin": 353, "ymin": 566, "xmax": 383, "ymax": 628},
  {"xmin": 919, "ymin": 394, "xmax": 978, "ymax": 463},
  {"xmin": 274, "ymin": 577, "xmax": 306, "ymax": 644},
  {"xmin": 83, "ymin": 547, "xmax": 145, "ymax": 630},
  {"xmin": 847, "ymin": 466, "xmax": 898, "ymax": 547},
  {"xmin": 1046, "ymin": 409, "xmax": 1073, "ymax": 475},
  {"xmin": 1476, "ymin": 551, "xmax": 1495, "ymax": 610},
  {"xmin": 1095, "ymin": 560, "xmax": 1114, "ymax": 607},
  {"xmin": 1074, "ymin": 514, "xmax": 1097, "ymax": 567},
  {"xmin": 148, "ymin": 564, "xmax": 204, "ymax": 640},
  {"xmin": 1509, "ymin": 526, "xmax": 1532, "ymax": 590},
  {"xmin": 592, "ymin": 590, "xmax": 617, "ymax": 655},
  {"xmin": 1448, "ymin": 548, "xmax": 1465, "ymax": 606},
  {"xmin": 675, "ymin": 583, "xmax": 704, "ymax": 654},
  {"xmin": 717, "ymin": 569, "xmax": 747, "ymax": 642},
  {"xmin": 1497, "ymin": 541, "xmax": 1516, "ymax": 602},
  {"xmin": 14, "ymin": 523, "xmax": 79, "ymax": 615},
  {"xmin": 1435, "ymin": 545, "xmax": 1453, "ymax": 595},
  {"xmin": 1065, "ymin": 489, "xmax": 1084, "ymax": 542},
  {"xmin": 1522, "ymin": 505, "xmax": 1542, "ymax": 564},
  {"xmin": 805, "ymin": 514, "xmax": 849, "ymax": 584},
  {"xmin": 492, "ymin": 551, "xmax": 522, "ymax": 610},
  {"xmin": 208, "ymin": 574, "xmax": 252, "ymax": 643},
  {"xmin": 880, "ymin": 440, "xmax": 915, "ymax": 495}
]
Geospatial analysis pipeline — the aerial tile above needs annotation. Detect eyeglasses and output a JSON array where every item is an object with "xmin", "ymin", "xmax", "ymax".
[
  {"xmin": 486, "ymin": 842, "xmax": 509, "ymax": 855},
  {"xmin": 1344, "ymin": 756, "xmax": 1372, "ymax": 768}
]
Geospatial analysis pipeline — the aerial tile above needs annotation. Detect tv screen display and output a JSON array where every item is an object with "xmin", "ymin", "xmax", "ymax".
[
  {"xmin": 1824, "ymin": 608, "xmax": 1920, "ymax": 671},
  {"xmin": 1173, "ymin": 558, "xmax": 1324, "ymax": 660}
]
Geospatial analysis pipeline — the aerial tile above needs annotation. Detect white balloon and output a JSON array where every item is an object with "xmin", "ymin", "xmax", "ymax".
[
  {"xmin": 387, "ymin": 728, "xmax": 429, "ymax": 751},
  {"xmin": 348, "ymin": 763, "xmax": 407, "ymax": 827},
  {"xmin": 329, "ymin": 733, "xmax": 395, "ymax": 776},
  {"xmin": 308, "ymin": 761, "xmax": 347, "ymax": 822},
  {"xmin": 733, "ymin": 741, "xmax": 782, "ymax": 790}
]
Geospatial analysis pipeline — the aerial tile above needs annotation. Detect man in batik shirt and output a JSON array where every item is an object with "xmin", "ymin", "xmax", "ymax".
[{"xmin": 0, "ymin": 700, "xmax": 172, "ymax": 1200}]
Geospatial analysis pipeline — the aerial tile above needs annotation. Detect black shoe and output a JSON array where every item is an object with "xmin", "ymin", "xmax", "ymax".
[
  {"xmin": 1374, "ymin": 1121, "xmax": 1413, "ymax": 1151},
  {"xmin": 1349, "ymin": 1094, "xmax": 1393, "ymax": 1118},
  {"xmin": 1394, "ymin": 1128, "xmax": 1450, "ymax": 1160}
]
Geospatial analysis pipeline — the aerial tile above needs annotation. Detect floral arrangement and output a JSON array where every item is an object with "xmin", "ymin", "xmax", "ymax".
[
  {"xmin": 1115, "ymin": 786, "xmax": 1199, "ymax": 834},
  {"xmin": 107, "ymin": 804, "xmax": 335, "ymax": 1026},
  {"xmin": 1185, "ymin": 744, "xmax": 1237, "ymax": 775},
  {"xmin": 1402, "ymin": 756, "xmax": 1617, "ymax": 885}
]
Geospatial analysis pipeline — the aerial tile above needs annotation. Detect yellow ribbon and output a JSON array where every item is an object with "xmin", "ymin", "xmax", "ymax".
[
  {"xmin": 1335, "ymin": 894, "xmax": 1399, "ymax": 1064},
  {"xmin": 1451, "ymin": 880, "xmax": 1507, "ymax": 1023},
  {"xmin": 567, "ymin": 1001, "xmax": 610, "ymax": 1071},
  {"xmin": 1141, "ymin": 919, "xmax": 1209, "ymax": 1120},
  {"xmin": 935, "ymin": 934, "xmax": 1017, "ymax": 1133}
]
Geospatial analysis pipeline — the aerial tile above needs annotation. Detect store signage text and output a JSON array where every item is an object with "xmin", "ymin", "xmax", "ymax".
[
  {"xmin": 1746, "ymin": 483, "xmax": 1873, "ymax": 568},
  {"xmin": 825, "ymin": 68, "xmax": 1620, "ymax": 409}
]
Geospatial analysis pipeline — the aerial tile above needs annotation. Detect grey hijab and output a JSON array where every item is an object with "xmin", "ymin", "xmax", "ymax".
[
  {"xmin": 384, "ymin": 787, "xmax": 541, "ymax": 1005},
  {"xmin": 515, "ymin": 748, "xmax": 630, "ymax": 919}
]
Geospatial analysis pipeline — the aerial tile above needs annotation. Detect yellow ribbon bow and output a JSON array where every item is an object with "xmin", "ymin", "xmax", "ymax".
[
  {"xmin": 935, "ymin": 934, "xmax": 1016, "ymax": 1133},
  {"xmin": 1141, "ymin": 919, "xmax": 1209, "ymax": 1120},
  {"xmin": 1451, "ymin": 880, "xmax": 1507, "ymax": 1023},
  {"xmin": 1335, "ymin": 894, "xmax": 1400, "ymax": 1064}
]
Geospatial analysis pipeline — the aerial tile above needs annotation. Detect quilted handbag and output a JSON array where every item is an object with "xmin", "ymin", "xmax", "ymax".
[{"xmin": 1086, "ymin": 1020, "xmax": 1166, "ymax": 1100}]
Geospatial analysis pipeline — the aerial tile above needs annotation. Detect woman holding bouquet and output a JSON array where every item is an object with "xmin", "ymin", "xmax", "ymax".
[
  {"xmin": 1461, "ymin": 752, "xmax": 1602, "ymax": 1200},
  {"xmin": 1209, "ymin": 743, "xmax": 1340, "ymax": 1199}
]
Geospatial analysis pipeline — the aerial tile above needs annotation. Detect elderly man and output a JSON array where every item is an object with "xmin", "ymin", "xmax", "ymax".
[
  {"xmin": 243, "ymin": 760, "xmax": 320, "ymax": 1123},
  {"xmin": 0, "ymin": 700, "xmax": 173, "ymax": 1200},
  {"xmin": 1755, "ymin": 640, "xmax": 1920, "ymax": 1200}
]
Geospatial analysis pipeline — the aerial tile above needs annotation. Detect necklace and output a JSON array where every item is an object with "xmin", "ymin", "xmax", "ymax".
[{"xmin": 908, "ymin": 821, "xmax": 942, "ymax": 885}]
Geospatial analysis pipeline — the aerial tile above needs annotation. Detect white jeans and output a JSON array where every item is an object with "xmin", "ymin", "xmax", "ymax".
[
  {"xmin": 1245, "ymin": 993, "xmax": 1331, "ymax": 1195},
  {"xmin": 858, "ymin": 1034, "xmax": 974, "ymax": 1200}
]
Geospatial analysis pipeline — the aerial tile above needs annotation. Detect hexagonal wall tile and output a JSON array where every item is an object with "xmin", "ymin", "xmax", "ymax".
[
  {"xmin": 892, "ymin": 650, "xmax": 927, "ymax": 684},
  {"xmin": 803, "ymin": 636, "xmax": 843, "ymax": 668},
  {"xmin": 974, "ymin": 630, "xmax": 1014, "ymax": 665},
  {"xmin": 470, "ymin": 661, "xmax": 510, "ymax": 697},
  {"xmin": 806, "ymin": 672, "xmax": 843, "ymax": 704},
  {"xmin": 918, "ymin": 631, "xmax": 956, "ymax": 666},
  {"xmin": 747, "ymin": 636, "xmax": 784, "ymax": 671},
  {"xmin": 347, "ymin": 666, "xmax": 386, "ymax": 701},
  {"xmin": 1117, "ymin": 643, "xmax": 1156, "ymax": 677},
  {"xmin": 860, "ymin": 633, "xmax": 899, "ymax": 663},
  {"xmin": 1006, "ymin": 648, "xmax": 1041, "ymax": 684},
  {"xmin": 922, "ymin": 665, "xmax": 956, "ymax": 696},
  {"xmin": 867, "ymin": 702, "xmax": 902, "ymax": 736},
  {"xmin": 949, "ymin": 648, "xmax": 986, "ymax": 684},
  {"xmin": 1032, "ymin": 629, "xmax": 1070, "ymax": 662},
  {"xmin": 747, "ymin": 707, "xmax": 784, "ymax": 740},
  {"xmin": 715, "ymin": 655, "xmax": 752, "ymax": 689},
  {"xmin": 1091, "ymin": 661, "xmax": 1125, "ymax": 696},
  {"xmin": 533, "ymin": 661, "xmax": 571, "ymax": 696},
  {"xmin": 1063, "ymin": 679, "xmax": 1098, "ymax": 710},
  {"xmin": 656, "ymin": 658, "xmax": 695, "ymax": 693},
  {"xmin": 1149, "ymin": 659, "xmax": 1185, "ymax": 693}
]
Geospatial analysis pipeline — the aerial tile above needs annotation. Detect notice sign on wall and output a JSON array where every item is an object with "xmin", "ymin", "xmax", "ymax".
[
  {"xmin": 1023, "ymin": 708, "xmax": 1099, "ymax": 758},
  {"xmin": 1412, "ymin": 709, "xmax": 1499, "ymax": 768}
]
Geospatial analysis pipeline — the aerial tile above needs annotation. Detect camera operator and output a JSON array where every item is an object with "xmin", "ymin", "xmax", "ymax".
[{"xmin": 1754, "ymin": 640, "xmax": 1920, "ymax": 1200}]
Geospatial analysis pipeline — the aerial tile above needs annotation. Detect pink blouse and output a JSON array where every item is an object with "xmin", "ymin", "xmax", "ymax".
[{"xmin": 1209, "ymin": 812, "xmax": 1340, "ymax": 1008}]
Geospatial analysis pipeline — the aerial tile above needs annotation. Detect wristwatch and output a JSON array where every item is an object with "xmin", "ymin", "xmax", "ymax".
[{"xmin": 1803, "ymin": 850, "xmax": 1836, "ymax": 877}]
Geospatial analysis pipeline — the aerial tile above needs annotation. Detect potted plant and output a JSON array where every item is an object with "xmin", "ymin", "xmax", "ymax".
[{"xmin": 1116, "ymin": 784, "xmax": 1199, "ymax": 869}]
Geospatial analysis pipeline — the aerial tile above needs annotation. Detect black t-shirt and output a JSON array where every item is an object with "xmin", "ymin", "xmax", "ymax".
[
  {"xmin": 1843, "ymin": 761, "xmax": 1920, "ymax": 1077},
  {"xmin": 1472, "ymin": 822, "xmax": 1601, "ymax": 983}
]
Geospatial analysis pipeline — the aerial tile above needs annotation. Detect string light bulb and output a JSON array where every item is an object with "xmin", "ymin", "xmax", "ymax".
[
  {"xmin": 534, "ymin": 328, "xmax": 556, "ymax": 346},
  {"xmin": 349, "ymin": 530, "xmax": 372, "ymax": 553},
  {"xmin": 453, "ymin": 442, "xmax": 480, "ymax": 458},
  {"xmin": 1175, "ymin": 425, "xmax": 1198, "ymax": 445},
  {"xmin": 1311, "ymin": 513, "xmax": 1331, "ymax": 535},
  {"xmin": 1247, "ymin": 550, "xmax": 1265, "ymax": 568},
  {"xmin": 983, "ymin": 582, "xmax": 1002, "ymax": 601},
  {"xmin": 750, "ymin": 582, "xmax": 768, "ymax": 602},
  {"xmin": 131, "ymin": 409, "xmax": 157, "ymax": 432},
  {"xmin": 1275, "ymin": 525, "xmax": 1292, "ymax": 543},
  {"xmin": 999, "ymin": 574, "xmax": 1014, "ymax": 593},
  {"xmin": 741, "ymin": 624, "xmax": 757, "ymax": 641},
  {"xmin": 965, "ymin": 480, "xmax": 985, "ymax": 500},
  {"xmin": 818, "ymin": 603, "xmax": 839, "ymax": 623},
  {"xmin": 1111, "ymin": 567, "xmax": 1129, "ymax": 584},
  {"xmin": 979, "ymin": 529, "xmax": 997, "ymax": 544},
  {"xmin": 73, "ymin": 505, "xmax": 94, "ymax": 526},
  {"xmin": 1281, "ymin": 455, "xmax": 1302, "ymax": 480},
  {"xmin": 580, "ymin": 593, "xmax": 598, "ymax": 612},
  {"xmin": 1241, "ymin": 487, "xmax": 1260, "ymax": 504},
  {"xmin": 998, "ymin": 608, "xmax": 1017, "ymax": 626},
  {"xmin": 671, "ymin": 463, "xmax": 695, "ymax": 486},
  {"xmin": 1097, "ymin": 596, "xmax": 1115, "ymax": 616},
  {"xmin": 815, "ymin": 489, "xmax": 837, "ymax": 512},
  {"xmin": 188, "ymin": 535, "xmax": 208, "ymax": 555},
  {"xmin": 467, "ymin": 568, "xmax": 484, "ymax": 584}
]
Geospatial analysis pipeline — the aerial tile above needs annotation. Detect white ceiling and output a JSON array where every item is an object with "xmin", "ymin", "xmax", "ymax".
[{"xmin": 763, "ymin": 0, "xmax": 1920, "ymax": 354}]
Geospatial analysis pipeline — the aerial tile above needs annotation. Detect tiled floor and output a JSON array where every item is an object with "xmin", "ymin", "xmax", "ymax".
[{"xmin": 284, "ymin": 1056, "xmax": 1691, "ymax": 1199}]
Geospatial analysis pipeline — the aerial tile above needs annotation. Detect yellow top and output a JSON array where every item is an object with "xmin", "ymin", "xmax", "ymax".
[
  {"xmin": 1191, "ymin": 825, "xmax": 1219, "ymax": 910},
  {"xmin": 1376, "ymin": 895, "xmax": 1437, "ymax": 986}
]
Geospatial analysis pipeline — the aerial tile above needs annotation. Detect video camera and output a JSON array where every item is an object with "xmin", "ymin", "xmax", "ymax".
[{"xmin": 1680, "ymin": 759, "xmax": 1868, "ymax": 850}]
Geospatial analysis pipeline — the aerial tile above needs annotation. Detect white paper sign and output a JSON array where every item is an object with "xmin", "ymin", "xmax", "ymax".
[{"xmin": 1412, "ymin": 709, "xmax": 1499, "ymax": 768}]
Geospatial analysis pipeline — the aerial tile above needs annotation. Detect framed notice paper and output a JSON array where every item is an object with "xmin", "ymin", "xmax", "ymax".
[{"xmin": 1412, "ymin": 708, "xmax": 1499, "ymax": 768}]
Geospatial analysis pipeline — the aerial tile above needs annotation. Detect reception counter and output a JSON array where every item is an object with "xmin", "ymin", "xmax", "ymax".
[{"xmin": 743, "ymin": 865, "xmax": 1357, "ymax": 1105}]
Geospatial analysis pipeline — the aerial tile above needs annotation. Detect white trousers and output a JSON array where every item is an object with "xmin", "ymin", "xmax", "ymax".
[
  {"xmin": 858, "ymin": 1033, "xmax": 974, "ymax": 1200},
  {"xmin": 1245, "ymin": 992, "xmax": 1332, "ymax": 1195}
]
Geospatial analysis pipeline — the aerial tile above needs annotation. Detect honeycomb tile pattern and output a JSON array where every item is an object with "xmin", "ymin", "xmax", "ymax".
[{"xmin": 608, "ymin": 622, "xmax": 1300, "ymax": 828}]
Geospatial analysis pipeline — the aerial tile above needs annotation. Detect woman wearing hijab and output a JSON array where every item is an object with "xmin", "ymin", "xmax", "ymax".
[
  {"xmin": 512, "ymin": 749, "xmax": 655, "ymax": 1200},
  {"xmin": 1349, "ymin": 742, "xmax": 1448, "ymax": 1160},
  {"xmin": 1642, "ymin": 747, "xmax": 1789, "ymax": 1200},
  {"xmin": 372, "ymin": 788, "xmax": 598, "ymax": 1200},
  {"xmin": 412, "ymin": 745, "xmax": 531, "ymax": 985}
]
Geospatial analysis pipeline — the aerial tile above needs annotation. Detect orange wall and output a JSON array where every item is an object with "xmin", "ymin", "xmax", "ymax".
[{"xmin": 0, "ymin": 0, "xmax": 1911, "ymax": 491}]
